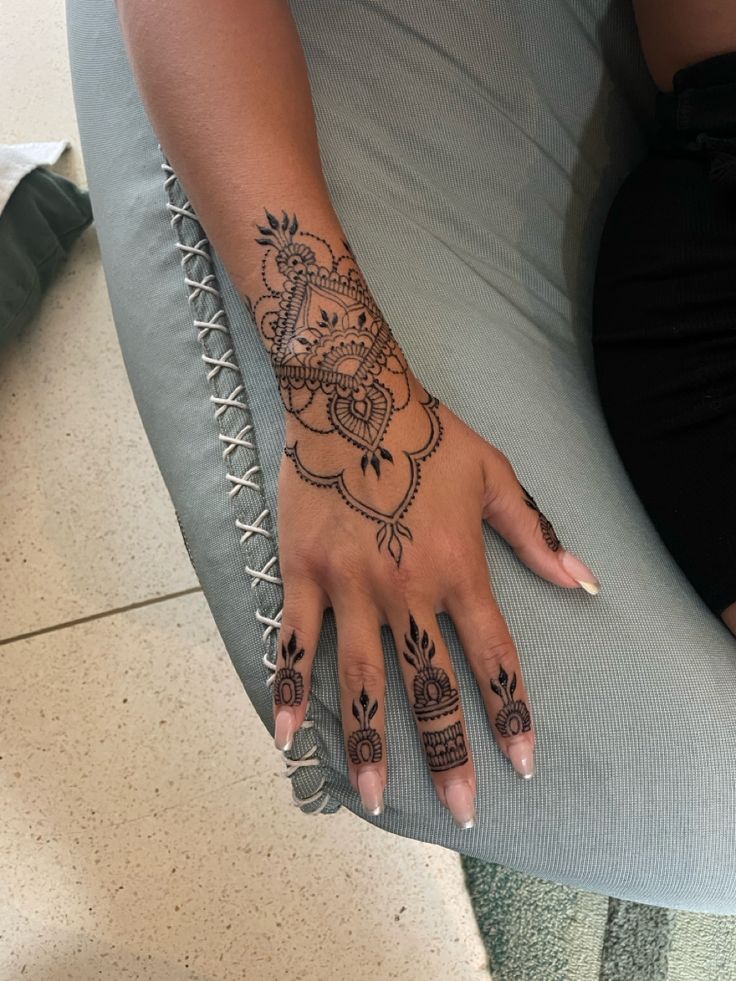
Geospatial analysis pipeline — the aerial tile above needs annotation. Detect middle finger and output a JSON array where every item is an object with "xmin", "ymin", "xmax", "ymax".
[{"xmin": 385, "ymin": 600, "xmax": 477, "ymax": 830}]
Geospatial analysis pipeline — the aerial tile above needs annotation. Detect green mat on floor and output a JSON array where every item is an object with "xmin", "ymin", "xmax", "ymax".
[{"xmin": 461, "ymin": 857, "xmax": 736, "ymax": 981}]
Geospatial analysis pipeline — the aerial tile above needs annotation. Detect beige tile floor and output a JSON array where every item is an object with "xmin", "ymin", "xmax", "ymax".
[{"xmin": 0, "ymin": 4, "xmax": 490, "ymax": 979}]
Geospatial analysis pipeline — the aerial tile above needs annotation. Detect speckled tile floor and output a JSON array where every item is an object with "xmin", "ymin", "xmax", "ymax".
[{"xmin": 0, "ymin": 4, "xmax": 490, "ymax": 979}]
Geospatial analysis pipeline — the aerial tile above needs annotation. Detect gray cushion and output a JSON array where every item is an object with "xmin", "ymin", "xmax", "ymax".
[{"xmin": 67, "ymin": 0, "xmax": 736, "ymax": 913}]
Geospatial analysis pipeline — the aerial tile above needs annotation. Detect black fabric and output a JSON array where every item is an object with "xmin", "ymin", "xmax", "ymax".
[
  {"xmin": 0, "ymin": 167, "xmax": 93, "ymax": 347},
  {"xmin": 592, "ymin": 52, "xmax": 736, "ymax": 618}
]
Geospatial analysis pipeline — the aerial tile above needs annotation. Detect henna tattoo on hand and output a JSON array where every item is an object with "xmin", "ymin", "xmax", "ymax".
[
  {"xmin": 402, "ymin": 613, "xmax": 459, "ymax": 720},
  {"xmin": 490, "ymin": 665, "xmax": 532, "ymax": 738},
  {"xmin": 347, "ymin": 685, "xmax": 383, "ymax": 765},
  {"xmin": 519, "ymin": 482, "xmax": 561, "ymax": 551},
  {"xmin": 273, "ymin": 629, "xmax": 306, "ymax": 707},
  {"xmin": 401, "ymin": 612, "xmax": 468, "ymax": 771},
  {"xmin": 423, "ymin": 721, "xmax": 469, "ymax": 771},
  {"xmin": 249, "ymin": 209, "xmax": 443, "ymax": 564}
]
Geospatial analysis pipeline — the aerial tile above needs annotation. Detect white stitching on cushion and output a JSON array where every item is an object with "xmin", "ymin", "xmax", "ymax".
[{"xmin": 161, "ymin": 156, "xmax": 335, "ymax": 815}]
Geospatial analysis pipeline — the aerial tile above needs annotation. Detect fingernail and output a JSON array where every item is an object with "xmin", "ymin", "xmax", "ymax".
[
  {"xmin": 444, "ymin": 780, "xmax": 476, "ymax": 829},
  {"xmin": 358, "ymin": 769, "xmax": 384, "ymax": 816},
  {"xmin": 508, "ymin": 739, "xmax": 535, "ymax": 779},
  {"xmin": 559, "ymin": 549, "xmax": 601, "ymax": 594},
  {"xmin": 274, "ymin": 709, "xmax": 296, "ymax": 751}
]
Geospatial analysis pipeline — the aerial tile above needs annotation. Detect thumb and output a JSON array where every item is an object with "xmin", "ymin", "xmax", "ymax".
[{"xmin": 479, "ymin": 444, "xmax": 601, "ymax": 594}]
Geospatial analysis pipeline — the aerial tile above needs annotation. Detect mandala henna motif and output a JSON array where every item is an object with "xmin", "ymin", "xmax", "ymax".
[
  {"xmin": 519, "ymin": 482, "xmax": 561, "ymax": 552},
  {"xmin": 248, "ymin": 209, "xmax": 443, "ymax": 563}
]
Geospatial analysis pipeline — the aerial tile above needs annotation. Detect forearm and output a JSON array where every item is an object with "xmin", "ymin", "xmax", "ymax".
[{"xmin": 116, "ymin": 0, "xmax": 348, "ymax": 325}]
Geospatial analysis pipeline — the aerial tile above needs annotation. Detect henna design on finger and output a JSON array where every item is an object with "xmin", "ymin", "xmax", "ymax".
[
  {"xmin": 250, "ymin": 209, "xmax": 444, "ymax": 564},
  {"xmin": 490, "ymin": 664, "xmax": 532, "ymax": 738},
  {"xmin": 423, "ymin": 721, "xmax": 469, "ymax": 771},
  {"xmin": 347, "ymin": 685, "xmax": 383, "ymax": 765},
  {"xmin": 402, "ymin": 613, "xmax": 459, "ymax": 721},
  {"xmin": 273, "ymin": 629, "xmax": 306, "ymax": 707},
  {"xmin": 519, "ymin": 482, "xmax": 561, "ymax": 551}
]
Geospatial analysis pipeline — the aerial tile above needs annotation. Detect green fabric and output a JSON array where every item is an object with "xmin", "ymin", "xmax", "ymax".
[
  {"xmin": 0, "ymin": 166, "xmax": 93, "ymax": 346},
  {"xmin": 462, "ymin": 856, "xmax": 736, "ymax": 980}
]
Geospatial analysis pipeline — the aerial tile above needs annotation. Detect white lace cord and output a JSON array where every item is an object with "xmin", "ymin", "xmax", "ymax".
[{"xmin": 161, "ymin": 156, "xmax": 332, "ymax": 815}]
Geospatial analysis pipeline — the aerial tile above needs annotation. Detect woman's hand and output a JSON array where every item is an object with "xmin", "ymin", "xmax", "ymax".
[
  {"xmin": 116, "ymin": 0, "xmax": 601, "ymax": 823},
  {"xmin": 259, "ymin": 210, "xmax": 601, "ymax": 826}
]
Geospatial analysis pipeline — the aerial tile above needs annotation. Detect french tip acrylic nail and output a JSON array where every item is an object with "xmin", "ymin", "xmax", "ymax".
[
  {"xmin": 444, "ymin": 780, "xmax": 476, "ymax": 830},
  {"xmin": 559, "ymin": 549, "xmax": 601, "ymax": 595},
  {"xmin": 274, "ymin": 709, "xmax": 296, "ymax": 751},
  {"xmin": 358, "ymin": 769, "xmax": 384, "ymax": 816},
  {"xmin": 508, "ymin": 740, "xmax": 535, "ymax": 779}
]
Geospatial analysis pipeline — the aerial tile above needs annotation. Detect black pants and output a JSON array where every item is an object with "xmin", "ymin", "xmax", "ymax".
[{"xmin": 592, "ymin": 52, "xmax": 736, "ymax": 619}]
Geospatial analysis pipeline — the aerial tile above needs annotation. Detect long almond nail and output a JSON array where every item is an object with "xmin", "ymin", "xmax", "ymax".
[
  {"xmin": 559, "ymin": 549, "xmax": 600, "ymax": 594},
  {"xmin": 274, "ymin": 709, "xmax": 296, "ymax": 751},
  {"xmin": 508, "ymin": 739, "xmax": 535, "ymax": 779},
  {"xmin": 444, "ymin": 780, "xmax": 476, "ymax": 829},
  {"xmin": 358, "ymin": 769, "xmax": 384, "ymax": 815}
]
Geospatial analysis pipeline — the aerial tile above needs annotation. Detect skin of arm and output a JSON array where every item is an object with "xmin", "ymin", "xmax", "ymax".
[{"xmin": 116, "ymin": 0, "xmax": 346, "ymax": 305}]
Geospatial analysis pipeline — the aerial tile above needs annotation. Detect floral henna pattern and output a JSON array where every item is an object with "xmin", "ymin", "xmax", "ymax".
[
  {"xmin": 401, "ymin": 613, "xmax": 468, "ymax": 772},
  {"xmin": 489, "ymin": 665, "xmax": 532, "ymax": 738},
  {"xmin": 247, "ymin": 209, "xmax": 443, "ymax": 564},
  {"xmin": 273, "ymin": 629, "xmax": 306, "ymax": 707},
  {"xmin": 402, "ymin": 613, "xmax": 459, "ymax": 721},
  {"xmin": 519, "ymin": 482, "xmax": 561, "ymax": 551},
  {"xmin": 348, "ymin": 686, "xmax": 383, "ymax": 765}
]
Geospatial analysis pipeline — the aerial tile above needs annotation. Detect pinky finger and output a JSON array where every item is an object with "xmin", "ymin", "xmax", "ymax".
[{"xmin": 273, "ymin": 578, "xmax": 327, "ymax": 752}]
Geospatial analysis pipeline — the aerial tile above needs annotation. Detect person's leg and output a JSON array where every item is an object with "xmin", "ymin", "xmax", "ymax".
[{"xmin": 592, "ymin": 10, "xmax": 736, "ymax": 635}]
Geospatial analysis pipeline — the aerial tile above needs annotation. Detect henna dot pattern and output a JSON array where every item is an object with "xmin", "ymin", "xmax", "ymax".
[
  {"xmin": 403, "ymin": 613, "xmax": 459, "ymax": 721},
  {"xmin": 519, "ymin": 482, "xmax": 561, "ymax": 551},
  {"xmin": 490, "ymin": 664, "xmax": 532, "ymax": 738},
  {"xmin": 250, "ymin": 209, "xmax": 443, "ymax": 564},
  {"xmin": 347, "ymin": 686, "xmax": 383, "ymax": 765},
  {"xmin": 273, "ymin": 629, "xmax": 306, "ymax": 707}
]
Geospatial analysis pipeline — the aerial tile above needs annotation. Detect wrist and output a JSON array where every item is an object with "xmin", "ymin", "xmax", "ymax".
[{"xmin": 245, "ymin": 206, "xmax": 410, "ymax": 407}]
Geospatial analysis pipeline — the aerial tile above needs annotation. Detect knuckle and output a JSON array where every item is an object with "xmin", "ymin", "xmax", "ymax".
[
  {"xmin": 384, "ymin": 558, "xmax": 413, "ymax": 592},
  {"xmin": 484, "ymin": 443, "xmax": 514, "ymax": 477},
  {"xmin": 340, "ymin": 656, "xmax": 385, "ymax": 695},
  {"xmin": 475, "ymin": 637, "xmax": 518, "ymax": 674},
  {"xmin": 446, "ymin": 558, "xmax": 486, "ymax": 596},
  {"xmin": 308, "ymin": 548, "xmax": 359, "ymax": 589}
]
